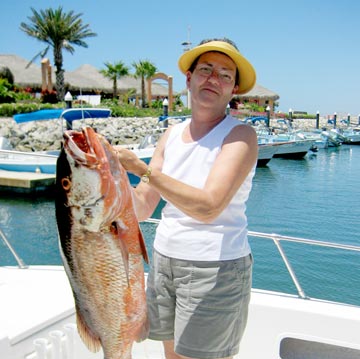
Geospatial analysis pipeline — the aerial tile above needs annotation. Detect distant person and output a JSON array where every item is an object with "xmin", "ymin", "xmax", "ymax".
[{"xmin": 116, "ymin": 37, "xmax": 258, "ymax": 359}]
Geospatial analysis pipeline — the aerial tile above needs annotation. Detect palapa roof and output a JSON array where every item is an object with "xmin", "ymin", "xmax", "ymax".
[
  {"xmin": 65, "ymin": 64, "xmax": 170, "ymax": 96},
  {"xmin": 0, "ymin": 54, "xmax": 42, "ymax": 86},
  {"xmin": 235, "ymin": 83, "xmax": 279, "ymax": 100},
  {"xmin": 0, "ymin": 54, "xmax": 171, "ymax": 97},
  {"xmin": 0, "ymin": 54, "xmax": 278, "ymax": 100}
]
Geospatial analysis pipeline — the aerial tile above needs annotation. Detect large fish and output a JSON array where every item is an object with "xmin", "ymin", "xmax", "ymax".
[{"xmin": 55, "ymin": 127, "xmax": 149, "ymax": 359}]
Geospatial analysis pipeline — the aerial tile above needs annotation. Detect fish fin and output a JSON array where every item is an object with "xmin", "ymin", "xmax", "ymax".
[
  {"xmin": 112, "ymin": 221, "xmax": 130, "ymax": 285},
  {"xmin": 138, "ymin": 229, "xmax": 149, "ymax": 264},
  {"xmin": 76, "ymin": 306, "xmax": 102, "ymax": 353},
  {"xmin": 135, "ymin": 315, "xmax": 150, "ymax": 343}
]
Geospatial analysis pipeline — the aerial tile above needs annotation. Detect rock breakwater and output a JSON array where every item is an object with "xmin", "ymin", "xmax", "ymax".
[
  {"xmin": 0, "ymin": 116, "xmax": 168, "ymax": 152},
  {"xmin": 0, "ymin": 115, "xmax": 342, "ymax": 152}
]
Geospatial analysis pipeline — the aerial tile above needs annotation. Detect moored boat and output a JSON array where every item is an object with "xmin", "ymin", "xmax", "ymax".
[
  {"xmin": 300, "ymin": 129, "xmax": 343, "ymax": 149},
  {"xmin": 271, "ymin": 139, "xmax": 316, "ymax": 159},
  {"xmin": 0, "ymin": 149, "xmax": 58, "ymax": 174},
  {"xmin": 0, "ymin": 108, "xmax": 112, "ymax": 175},
  {"xmin": 257, "ymin": 143, "xmax": 278, "ymax": 166},
  {"xmin": 249, "ymin": 117, "xmax": 316, "ymax": 159},
  {"xmin": 258, "ymin": 135, "xmax": 315, "ymax": 159},
  {"xmin": 331, "ymin": 127, "xmax": 360, "ymax": 145},
  {"xmin": 321, "ymin": 130, "xmax": 343, "ymax": 147},
  {"xmin": 0, "ymin": 146, "xmax": 153, "ymax": 187}
]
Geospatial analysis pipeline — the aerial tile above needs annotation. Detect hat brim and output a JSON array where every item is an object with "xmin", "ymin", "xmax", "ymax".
[{"xmin": 178, "ymin": 41, "xmax": 256, "ymax": 94}]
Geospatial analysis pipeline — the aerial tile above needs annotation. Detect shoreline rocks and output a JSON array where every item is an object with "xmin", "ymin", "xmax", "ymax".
[
  {"xmin": 0, "ymin": 115, "xmax": 350, "ymax": 152},
  {"xmin": 0, "ymin": 117, "xmax": 167, "ymax": 152}
]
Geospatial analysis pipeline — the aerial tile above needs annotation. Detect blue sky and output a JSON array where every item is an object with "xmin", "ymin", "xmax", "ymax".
[{"xmin": 1, "ymin": 0, "xmax": 359, "ymax": 117}]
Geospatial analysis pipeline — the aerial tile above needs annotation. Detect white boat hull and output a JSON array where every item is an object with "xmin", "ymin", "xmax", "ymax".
[
  {"xmin": 0, "ymin": 150, "xmax": 57, "ymax": 174},
  {"xmin": 257, "ymin": 133, "xmax": 315, "ymax": 159},
  {"xmin": 271, "ymin": 139, "xmax": 315, "ymax": 158},
  {"xmin": 257, "ymin": 144, "xmax": 278, "ymax": 166}
]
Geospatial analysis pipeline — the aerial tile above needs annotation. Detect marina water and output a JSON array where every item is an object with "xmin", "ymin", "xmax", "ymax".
[{"xmin": 1, "ymin": 145, "xmax": 359, "ymax": 306}]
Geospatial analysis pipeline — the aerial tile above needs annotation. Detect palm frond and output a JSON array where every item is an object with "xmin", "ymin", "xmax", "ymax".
[
  {"xmin": 20, "ymin": 6, "xmax": 97, "ymax": 100},
  {"xmin": 25, "ymin": 46, "xmax": 50, "ymax": 68}
]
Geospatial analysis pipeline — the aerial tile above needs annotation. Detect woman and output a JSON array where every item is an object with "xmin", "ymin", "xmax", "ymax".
[{"xmin": 116, "ymin": 38, "xmax": 258, "ymax": 359}]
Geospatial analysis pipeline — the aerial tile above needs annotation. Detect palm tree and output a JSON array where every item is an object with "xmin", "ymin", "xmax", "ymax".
[
  {"xmin": 132, "ymin": 60, "xmax": 157, "ymax": 108},
  {"xmin": 100, "ymin": 61, "xmax": 130, "ymax": 100},
  {"xmin": 20, "ymin": 6, "xmax": 97, "ymax": 101}
]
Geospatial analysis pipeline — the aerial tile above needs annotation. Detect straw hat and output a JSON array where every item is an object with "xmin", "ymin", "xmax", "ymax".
[{"xmin": 178, "ymin": 40, "xmax": 256, "ymax": 94}]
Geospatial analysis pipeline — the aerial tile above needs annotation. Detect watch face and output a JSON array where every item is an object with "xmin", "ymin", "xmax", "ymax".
[{"xmin": 141, "ymin": 175, "xmax": 149, "ymax": 183}]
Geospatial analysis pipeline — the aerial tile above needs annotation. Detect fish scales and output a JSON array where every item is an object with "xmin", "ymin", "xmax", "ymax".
[{"xmin": 55, "ymin": 127, "xmax": 149, "ymax": 359}]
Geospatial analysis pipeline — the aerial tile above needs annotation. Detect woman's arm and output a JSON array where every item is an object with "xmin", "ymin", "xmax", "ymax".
[
  {"xmin": 117, "ymin": 124, "xmax": 258, "ymax": 223},
  {"xmin": 114, "ymin": 130, "xmax": 170, "ymax": 221}
]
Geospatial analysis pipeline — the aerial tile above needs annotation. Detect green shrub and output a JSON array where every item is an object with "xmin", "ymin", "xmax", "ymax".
[
  {"xmin": 0, "ymin": 79, "xmax": 16, "ymax": 103},
  {"xmin": 0, "ymin": 79, "xmax": 35, "ymax": 104},
  {"xmin": 0, "ymin": 99, "xmax": 192, "ymax": 118},
  {"xmin": 105, "ymin": 101, "xmax": 165, "ymax": 118},
  {"xmin": 0, "ymin": 67, "xmax": 14, "ymax": 84},
  {"xmin": 0, "ymin": 102, "xmax": 61, "ymax": 117}
]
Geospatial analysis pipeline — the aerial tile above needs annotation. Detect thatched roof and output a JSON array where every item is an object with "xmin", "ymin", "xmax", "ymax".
[
  {"xmin": 179, "ymin": 83, "xmax": 279, "ymax": 101},
  {"xmin": 0, "ymin": 54, "xmax": 171, "ymax": 97},
  {"xmin": 65, "ymin": 64, "xmax": 112, "ymax": 91},
  {"xmin": 65, "ymin": 64, "xmax": 170, "ymax": 96},
  {"xmin": 235, "ymin": 83, "xmax": 279, "ymax": 100},
  {"xmin": 0, "ymin": 54, "xmax": 43, "ymax": 87}
]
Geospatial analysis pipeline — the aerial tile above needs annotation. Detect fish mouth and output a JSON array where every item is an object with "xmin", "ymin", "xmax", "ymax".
[
  {"xmin": 64, "ymin": 127, "xmax": 103, "ymax": 167},
  {"xmin": 60, "ymin": 126, "xmax": 129, "ymax": 227}
]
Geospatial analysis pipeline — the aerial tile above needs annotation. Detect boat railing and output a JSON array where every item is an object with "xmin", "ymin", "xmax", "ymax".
[
  {"xmin": 3, "ymin": 216, "xmax": 360, "ymax": 298},
  {"xmin": 144, "ymin": 218, "xmax": 360, "ymax": 299},
  {"xmin": 0, "ymin": 226, "xmax": 28, "ymax": 268},
  {"xmin": 248, "ymin": 230, "xmax": 360, "ymax": 299}
]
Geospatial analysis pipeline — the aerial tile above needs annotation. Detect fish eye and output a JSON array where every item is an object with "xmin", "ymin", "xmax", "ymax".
[{"xmin": 61, "ymin": 177, "xmax": 71, "ymax": 191}]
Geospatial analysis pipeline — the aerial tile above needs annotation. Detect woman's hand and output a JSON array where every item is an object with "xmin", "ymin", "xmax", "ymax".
[
  {"xmin": 113, "ymin": 146, "xmax": 148, "ymax": 177},
  {"xmin": 113, "ymin": 145, "xmax": 161, "ymax": 221}
]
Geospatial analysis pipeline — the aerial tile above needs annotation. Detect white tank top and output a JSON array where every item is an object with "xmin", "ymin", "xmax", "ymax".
[{"xmin": 154, "ymin": 116, "xmax": 255, "ymax": 261}]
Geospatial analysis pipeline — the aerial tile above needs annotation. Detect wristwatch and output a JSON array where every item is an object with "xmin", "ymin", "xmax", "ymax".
[{"xmin": 141, "ymin": 166, "xmax": 152, "ymax": 183}]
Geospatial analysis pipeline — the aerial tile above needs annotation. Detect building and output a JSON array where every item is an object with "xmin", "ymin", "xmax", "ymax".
[
  {"xmin": 0, "ymin": 54, "xmax": 279, "ymax": 109},
  {"xmin": 231, "ymin": 83, "xmax": 280, "ymax": 111}
]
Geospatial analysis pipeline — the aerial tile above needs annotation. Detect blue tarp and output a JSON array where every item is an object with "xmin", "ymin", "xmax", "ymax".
[
  {"xmin": 13, "ymin": 108, "xmax": 111, "ymax": 124},
  {"xmin": 13, "ymin": 109, "xmax": 64, "ymax": 123},
  {"xmin": 61, "ymin": 108, "xmax": 111, "ymax": 123}
]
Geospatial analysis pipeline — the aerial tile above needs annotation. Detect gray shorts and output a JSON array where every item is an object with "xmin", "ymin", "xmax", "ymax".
[{"xmin": 146, "ymin": 250, "xmax": 253, "ymax": 359}]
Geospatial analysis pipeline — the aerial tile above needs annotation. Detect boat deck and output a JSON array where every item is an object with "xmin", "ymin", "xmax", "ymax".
[
  {"xmin": 1, "ymin": 265, "xmax": 360, "ymax": 359},
  {"xmin": 2, "ymin": 226, "xmax": 360, "ymax": 359}
]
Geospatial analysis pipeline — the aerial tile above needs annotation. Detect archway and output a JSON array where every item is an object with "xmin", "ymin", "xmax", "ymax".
[{"xmin": 147, "ymin": 72, "xmax": 173, "ymax": 111}]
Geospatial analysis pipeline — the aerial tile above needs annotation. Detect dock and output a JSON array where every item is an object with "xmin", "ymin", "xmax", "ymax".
[{"xmin": 0, "ymin": 170, "xmax": 56, "ymax": 194}]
